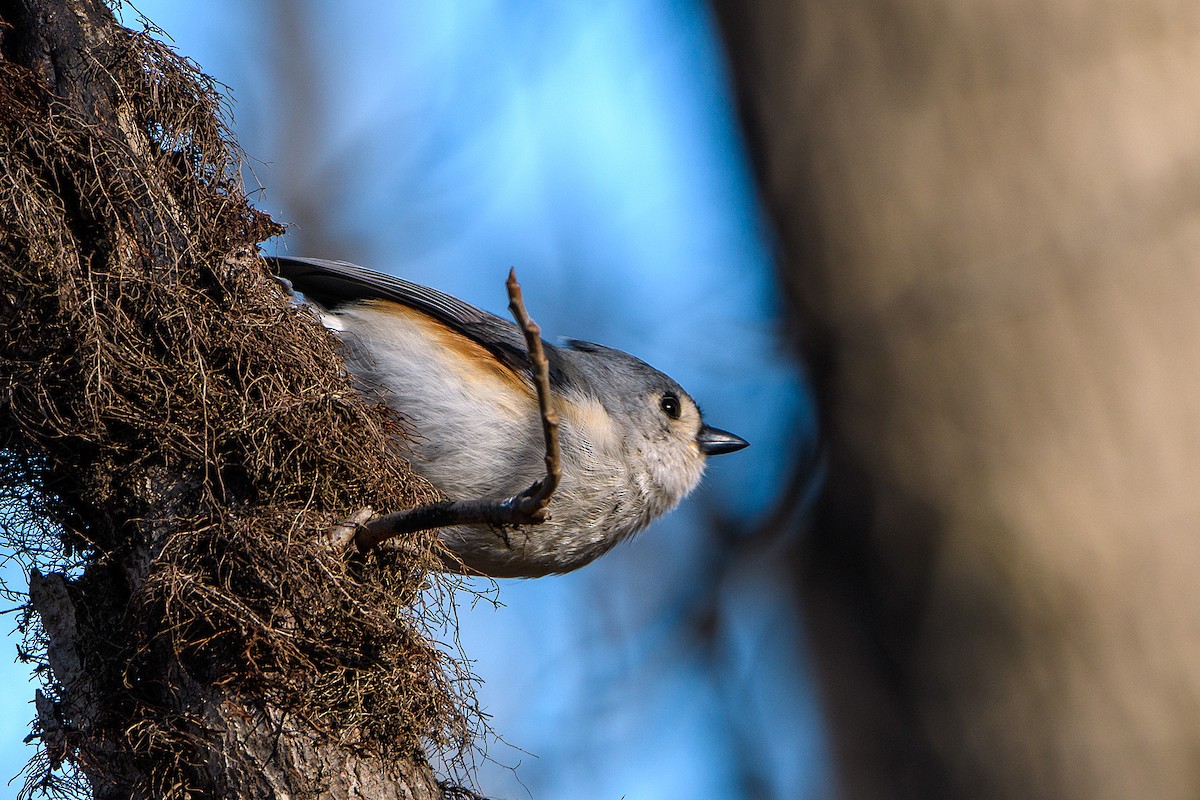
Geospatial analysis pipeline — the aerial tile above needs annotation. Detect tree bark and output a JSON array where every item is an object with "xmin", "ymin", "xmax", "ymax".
[
  {"xmin": 0, "ymin": 1, "xmax": 456, "ymax": 797},
  {"xmin": 713, "ymin": 2, "xmax": 1200, "ymax": 798}
]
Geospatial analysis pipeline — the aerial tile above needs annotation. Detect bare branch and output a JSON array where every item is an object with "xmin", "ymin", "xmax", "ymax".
[
  {"xmin": 506, "ymin": 267, "xmax": 562, "ymax": 516},
  {"xmin": 355, "ymin": 269, "xmax": 562, "ymax": 554}
]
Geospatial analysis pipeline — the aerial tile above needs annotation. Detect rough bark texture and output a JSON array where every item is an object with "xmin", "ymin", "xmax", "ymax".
[
  {"xmin": 713, "ymin": 2, "xmax": 1200, "ymax": 799},
  {"xmin": 0, "ymin": 1, "xmax": 460, "ymax": 797}
]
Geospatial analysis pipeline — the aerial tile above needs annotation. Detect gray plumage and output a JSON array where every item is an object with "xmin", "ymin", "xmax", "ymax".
[{"xmin": 272, "ymin": 256, "xmax": 747, "ymax": 578}]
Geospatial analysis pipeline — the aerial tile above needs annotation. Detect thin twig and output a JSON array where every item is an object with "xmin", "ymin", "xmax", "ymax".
[
  {"xmin": 353, "ymin": 269, "xmax": 562, "ymax": 554},
  {"xmin": 505, "ymin": 267, "xmax": 561, "ymax": 516}
]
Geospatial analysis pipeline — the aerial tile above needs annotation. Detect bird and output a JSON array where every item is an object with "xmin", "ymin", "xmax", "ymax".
[{"xmin": 270, "ymin": 256, "xmax": 747, "ymax": 578}]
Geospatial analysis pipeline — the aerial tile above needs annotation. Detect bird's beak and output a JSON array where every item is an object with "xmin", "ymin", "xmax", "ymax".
[{"xmin": 696, "ymin": 424, "xmax": 749, "ymax": 456}]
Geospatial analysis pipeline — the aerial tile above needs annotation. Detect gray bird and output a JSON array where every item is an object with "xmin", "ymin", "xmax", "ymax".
[{"xmin": 271, "ymin": 256, "xmax": 747, "ymax": 578}]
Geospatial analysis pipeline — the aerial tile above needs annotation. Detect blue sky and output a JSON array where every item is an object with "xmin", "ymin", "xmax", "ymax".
[{"xmin": 2, "ymin": 3, "xmax": 826, "ymax": 797}]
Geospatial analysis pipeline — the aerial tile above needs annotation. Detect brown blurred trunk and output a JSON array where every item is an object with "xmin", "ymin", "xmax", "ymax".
[{"xmin": 713, "ymin": 2, "xmax": 1200, "ymax": 798}]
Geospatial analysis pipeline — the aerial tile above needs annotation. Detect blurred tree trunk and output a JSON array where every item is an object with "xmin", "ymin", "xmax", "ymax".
[
  {"xmin": 0, "ymin": 1, "xmax": 448, "ymax": 797},
  {"xmin": 713, "ymin": 2, "xmax": 1200, "ymax": 798}
]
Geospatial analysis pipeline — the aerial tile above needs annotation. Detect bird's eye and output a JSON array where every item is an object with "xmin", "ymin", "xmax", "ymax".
[{"xmin": 660, "ymin": 393, "xmax": 681, "ymax": 420}]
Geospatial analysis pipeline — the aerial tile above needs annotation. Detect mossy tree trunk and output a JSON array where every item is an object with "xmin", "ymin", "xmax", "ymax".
[
  {"xmin": 714, "ymin": 2, "xmax": 1200, "ymax": 798},
  {"xmin": 0, "ymin": 1, "xmax": 467, "ymax": 797}
]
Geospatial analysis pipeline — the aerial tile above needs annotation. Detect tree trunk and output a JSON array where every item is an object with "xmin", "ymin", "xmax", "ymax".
[
  {"xmin": 713, "ymin": 2, "xmax": 1200, "ymax": 798},
  {"xmin": 0, "ymin": 1, "xmax": 463, "ymax": 797}
]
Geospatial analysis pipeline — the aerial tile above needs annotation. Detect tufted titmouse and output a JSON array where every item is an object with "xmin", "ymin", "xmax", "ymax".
[{"xmin": 270, "ymin": 256, "xmax": 747, "ymax": 578}]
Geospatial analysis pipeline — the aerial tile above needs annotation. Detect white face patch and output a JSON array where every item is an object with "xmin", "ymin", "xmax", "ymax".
[{"xmin": 635, "ymin": 394, "xmax": 708, "ymax": 516}]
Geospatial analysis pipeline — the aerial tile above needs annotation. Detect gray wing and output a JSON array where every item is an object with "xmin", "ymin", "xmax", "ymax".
[{"xmin": 269, "ymin": 255, "xmax": 568, "ymax": 386}]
